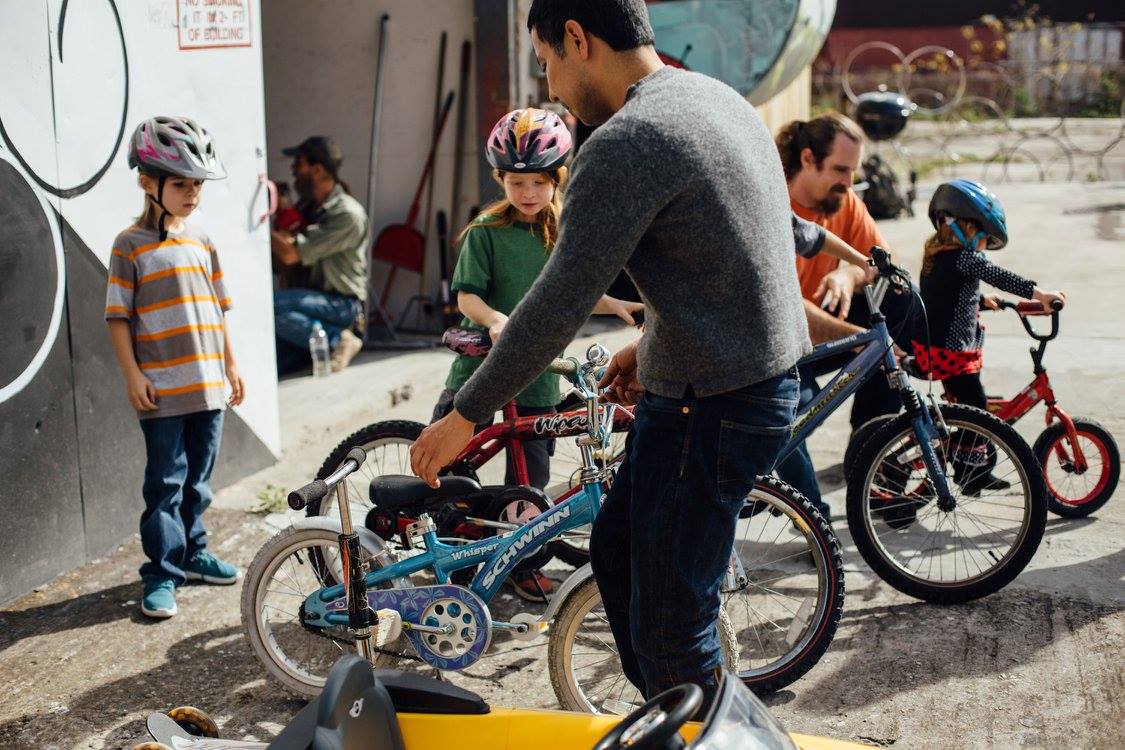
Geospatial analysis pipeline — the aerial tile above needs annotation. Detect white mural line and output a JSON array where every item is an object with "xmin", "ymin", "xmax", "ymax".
[{"xmin": 0, "ymin": 148, "xmax": 66, "ymax": 405}]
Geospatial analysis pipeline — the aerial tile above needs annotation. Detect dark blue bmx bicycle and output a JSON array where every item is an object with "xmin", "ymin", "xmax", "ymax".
[{"xmin": 782, "ymin": 247, "xmax": 1047, "ymax": 604}]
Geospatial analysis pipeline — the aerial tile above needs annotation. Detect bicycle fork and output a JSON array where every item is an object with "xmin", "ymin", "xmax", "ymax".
[
  {"xmin": 893, "ymin": 373, "xmax": 958, "ymax": 510},
  {"xmin": 334, "ymin": 479, "xmax": 377, "ymax": 663}
]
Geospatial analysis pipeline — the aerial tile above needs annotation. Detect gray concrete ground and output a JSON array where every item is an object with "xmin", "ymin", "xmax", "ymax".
[{"xmin": 1, "ymin": 180, "xmax": 1122, "ymax": 750}]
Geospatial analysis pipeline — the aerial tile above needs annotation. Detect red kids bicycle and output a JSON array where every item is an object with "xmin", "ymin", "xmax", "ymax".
[
  {"xmin": 981, "ymin": 300, "xmax": 1119, "ymax": 517},
  {"xmin": 307, "ymin": 330, "xmax": 632, "ymax": 568}
]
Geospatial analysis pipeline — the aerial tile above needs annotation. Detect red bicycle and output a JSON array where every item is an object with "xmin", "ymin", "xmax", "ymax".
[
  {"xmin": 307, "ymin": 331, "xmax": 632, "ymax": 567},
  {"xmin": 977, "ymin": 299, "xmax": 1119, "ymax": 517}
]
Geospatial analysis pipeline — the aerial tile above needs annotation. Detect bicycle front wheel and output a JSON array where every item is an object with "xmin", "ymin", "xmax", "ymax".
[
  {"xmin": 847, "ymin": 403, "xmax": 1047, "ymax": 603},
  {"xmin": 548, "ymin": 477, "xmax": 844, "ymax": 712},
  {"xmin": 1033, "ymin": 418, "xmax": 1119, "ymax": 518}
]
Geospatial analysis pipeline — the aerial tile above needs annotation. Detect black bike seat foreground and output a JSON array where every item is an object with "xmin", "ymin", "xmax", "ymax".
[
  {"xmin": 368, "ymin": 474, "xmax": 482, "ymax": 509},
  {"xmin": 375, "ymin": 669, "xmax": 489, "ymax": 715},
  {"xmin": 267, "ymin": 656, "xmax": 492, "ymax": 750}
]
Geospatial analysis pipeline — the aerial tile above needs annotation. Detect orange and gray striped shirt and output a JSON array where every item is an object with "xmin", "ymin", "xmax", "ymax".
[{"xmin": 104, "ymin": 224, "xmax": 231, "ymax": 419}]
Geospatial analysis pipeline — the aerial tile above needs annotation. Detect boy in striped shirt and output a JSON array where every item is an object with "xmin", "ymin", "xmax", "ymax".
[{"xmin": 106, "ymin": 116, "xmax": 244, "ymax": 619}]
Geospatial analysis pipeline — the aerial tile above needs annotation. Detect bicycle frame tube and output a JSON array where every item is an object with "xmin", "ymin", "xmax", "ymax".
[
  {"xmin": 456, "ymin": 404, "xmax": 634, "ymax": 478},
  {"xmin": 317, "ymin": 478, "xmax": 606, "ymax": 606},
  {"xmin": 992, "ymin": 371, "xmax": 1052, "ymax": 424},
  {"xmin": 779, "ymin": 325, "xmax": 892, "ymax": 461}
]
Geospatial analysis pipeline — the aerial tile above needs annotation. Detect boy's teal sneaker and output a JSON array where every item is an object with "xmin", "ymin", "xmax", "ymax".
[
  {"xmin": 141, "ymin": 576, "xmax": 178, "ymax": 619},
  {"xmin": 185, "ymin": 550, "xmax": 239, "ymax": 584}
]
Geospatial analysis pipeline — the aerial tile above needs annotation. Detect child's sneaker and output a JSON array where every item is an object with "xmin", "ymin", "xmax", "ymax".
[
  {"xmin": 185, "ymin": 550, "xmax": 239, "ymax": 584},
  {"xmin": 506, "ymin": 570, "xmax": 553, "ymax": 602},
  {"xmin": 141, "ymin": 576, "xmax": 178, "ymax": 619}
]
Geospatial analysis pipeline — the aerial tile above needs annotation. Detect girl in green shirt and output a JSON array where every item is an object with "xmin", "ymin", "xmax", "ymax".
[{"xmin": 432, "ymin": 108, "xmax": 641, "ymax": 601}]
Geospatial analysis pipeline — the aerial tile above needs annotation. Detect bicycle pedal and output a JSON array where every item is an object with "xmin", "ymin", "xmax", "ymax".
[{"xmin": 373, "ymin": 608, "xmax": 403, "ymax": 646}]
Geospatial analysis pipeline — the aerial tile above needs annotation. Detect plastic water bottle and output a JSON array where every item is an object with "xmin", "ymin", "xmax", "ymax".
[{"xmin": 309, "ymin": 321, "xmax": 330, "ymax": 378}]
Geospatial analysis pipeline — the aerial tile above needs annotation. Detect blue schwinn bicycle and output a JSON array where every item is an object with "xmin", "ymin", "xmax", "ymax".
[
  {"xmin": 242, "ymin": 344, "xmax": 844, "ymax": 715},
  {"xmin": 782, "ymin": 246, "xmax": 1047, "ymax": 604}
]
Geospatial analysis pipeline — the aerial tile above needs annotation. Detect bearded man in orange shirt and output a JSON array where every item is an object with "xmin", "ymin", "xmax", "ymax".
[{"xmin": 775, "ymin": 112, "xmax": 920, "ymax": 519}]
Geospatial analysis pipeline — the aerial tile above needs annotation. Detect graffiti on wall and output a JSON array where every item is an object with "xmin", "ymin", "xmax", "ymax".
[
  {"xmin": 0, "ymin": 0, "xmax": 128, "ymax": 405},
  {"xmin": 0, "ymin": 0, "xmax": 129, "ymax": 199}
]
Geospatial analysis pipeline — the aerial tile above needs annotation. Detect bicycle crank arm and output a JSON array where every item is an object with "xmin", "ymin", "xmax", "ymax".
[{"xmin": 401, "ymin": 621, "xmax": 455, "ymax": 636}]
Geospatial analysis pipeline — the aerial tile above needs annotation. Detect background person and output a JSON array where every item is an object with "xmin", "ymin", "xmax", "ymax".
[
  {"xmin": 773, "ymin": 113, "xmax": 920, "ymax": 518},
  {"xmin": 270, "ymin": 136, "xmax": 368, "ymax": 374}
]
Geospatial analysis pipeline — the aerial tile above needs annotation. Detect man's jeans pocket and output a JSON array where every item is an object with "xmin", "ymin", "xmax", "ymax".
[
  {"xmin": 715, "ymin": 374, "xmax": 799, "ymax": 503},
  {"xmin": 717, "ymin": 420, "xmax": 792, "ymax": 502}
]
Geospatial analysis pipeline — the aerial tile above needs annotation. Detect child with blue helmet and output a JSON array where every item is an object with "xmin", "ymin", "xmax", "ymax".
[{"xmin": 913, "ymin": 179, "xmax": 1064, "ymax": 492}]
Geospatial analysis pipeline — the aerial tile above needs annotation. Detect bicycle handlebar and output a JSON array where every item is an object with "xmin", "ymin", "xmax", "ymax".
[
  {"xmin": 991, "ymin": 299, "xmax": 1062, "ymax": 342},
  {"xmin": 287, "ymin": 447, "xmax": 367, "ymax": 510}
]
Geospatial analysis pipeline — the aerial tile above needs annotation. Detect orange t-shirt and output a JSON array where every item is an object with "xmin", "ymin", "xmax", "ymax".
[{"xmin": 792, "ymin": 189, "xmax": 888, "ymax": 301}]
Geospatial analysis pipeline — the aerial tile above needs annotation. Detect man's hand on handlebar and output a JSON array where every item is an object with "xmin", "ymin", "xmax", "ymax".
[
  {"xmin": 598, "ymin": 339, "xmax": 645, "ymax": 405},
  {"xmin": 814, "ymin": 267, "xmax": 858, "ymax": 320}
]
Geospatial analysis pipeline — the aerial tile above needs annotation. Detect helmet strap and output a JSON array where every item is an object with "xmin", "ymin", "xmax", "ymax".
[
  {"xmin": 945, "ymin": 216, "xmax": 986, "ymax": 251},
  {"xmin": 146, "ymin": 174, "xmax": 172, "ymax": 242}
]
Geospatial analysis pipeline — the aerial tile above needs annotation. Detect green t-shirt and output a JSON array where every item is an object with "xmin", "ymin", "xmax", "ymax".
[{"xmin": 445, "ymin": 218, "xmax": 561, "ymax": 408}]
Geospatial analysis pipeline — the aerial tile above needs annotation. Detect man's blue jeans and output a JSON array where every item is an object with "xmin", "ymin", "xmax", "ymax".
[
  {"xmin": 274, "ymin": 288, "xmax": 361, "ymax": 374},
  {"xmin": 138, "ymin": 409, "xmax": 224, "ymax": 583},
  {"xmin": 589, "ymin": 370, "xmax": 799, "ymax": 706},
  {"xmin": 775, "ymin": 364, "xmax": 828, "ymax": 517}
]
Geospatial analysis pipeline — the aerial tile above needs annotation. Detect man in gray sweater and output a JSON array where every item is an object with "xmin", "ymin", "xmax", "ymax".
[{"xmin": 411, "ymin": 0, "xmax": 809, "ymax": 704}]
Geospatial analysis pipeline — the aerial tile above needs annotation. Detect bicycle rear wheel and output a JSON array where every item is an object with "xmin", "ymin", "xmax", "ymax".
[
  {"xmin": 308, "ymin": 420, "xmax": 426, "ymax": 527},
  {"xmin": 548, "ymin": 477, "xmax": 843, "ymax": 713},
  {"xmin": 847, "ymin": 403, "xmax": 1046, "ymax": 603}
]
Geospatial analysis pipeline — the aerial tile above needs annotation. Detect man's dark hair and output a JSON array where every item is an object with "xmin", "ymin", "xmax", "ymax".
[
  {"xmin": 528, "ymin": 0, "xmax": 654, "ymax": 55},
  {"xmin": 774, "ymin": 112, "xmax": 864, "ymax": 181}
]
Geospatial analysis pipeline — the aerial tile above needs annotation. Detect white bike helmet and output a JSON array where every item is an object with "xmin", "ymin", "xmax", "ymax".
[{"xmin": 127, "ymin": 115, "xmax": 226, "ymax": 180}]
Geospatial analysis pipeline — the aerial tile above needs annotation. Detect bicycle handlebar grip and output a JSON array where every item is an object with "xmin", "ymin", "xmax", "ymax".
[
  {"xmin": 344, "ymin": 447, "xmax": 367, "ymax": 468},
  {"xmin": 1015, "ymin": 301, "xmax": 1046, "ymax": 314},
  {"xmin": 869, "ymin": 245, "xmax": 892, "ymax": 270},
  {"xmin": 288, "ymin": 479, "xmax": 328, "ymax": 511},
  {"xmin": 548, "ymin": 358, "xmax": 578, "ymax": 379}
]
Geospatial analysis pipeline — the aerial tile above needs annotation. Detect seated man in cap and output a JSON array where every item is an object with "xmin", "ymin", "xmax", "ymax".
[{"xmin": 270, "ymin": 136, "xmax": 369, "ymax": 374}]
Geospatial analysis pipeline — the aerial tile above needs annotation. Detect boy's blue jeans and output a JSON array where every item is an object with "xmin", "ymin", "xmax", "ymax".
[
  {"xmin": 589, "ymin": 370, "xmax": 799, "ymax": 706},
  {"xmin": 138, "ymin": 409, "xmax": 224, "ymax": 583}
]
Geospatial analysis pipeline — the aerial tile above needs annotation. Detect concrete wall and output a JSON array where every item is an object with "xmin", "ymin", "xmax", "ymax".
[
  {"xmin": 0, "ymin": 0, "xmax": 279, "ymax": 604},
  {"xmin": 759, "ymin": 66, "xmax": 812, "ymax": 135},
  {"xmin": 262, "ymin": 0, "xmax": 481, "ymax": 319}
]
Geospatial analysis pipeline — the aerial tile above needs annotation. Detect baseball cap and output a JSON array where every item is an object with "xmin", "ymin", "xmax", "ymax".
[{"xmin": 282, "ymin": 136, "xmax": 343, "ymax": 175}]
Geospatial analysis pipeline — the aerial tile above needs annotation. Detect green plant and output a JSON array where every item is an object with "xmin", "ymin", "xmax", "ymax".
[
  {"xmin": 252, "ymin": 483, "xmax": 288, "ymax": 515},
  {"xmin": 1012, "ymin": 85, "xmax": 1039, "ymax": 118}
]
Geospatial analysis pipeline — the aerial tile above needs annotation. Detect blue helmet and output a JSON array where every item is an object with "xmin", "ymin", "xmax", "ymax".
[{"xmin": 928, "ymin": 179, "xmax": 1008, "ymax": 250}]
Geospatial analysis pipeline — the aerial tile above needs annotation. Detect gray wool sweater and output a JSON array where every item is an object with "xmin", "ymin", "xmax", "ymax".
[{"xmin": 455, "ymin": 66, "xmax": 812, "ymax": 424}]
